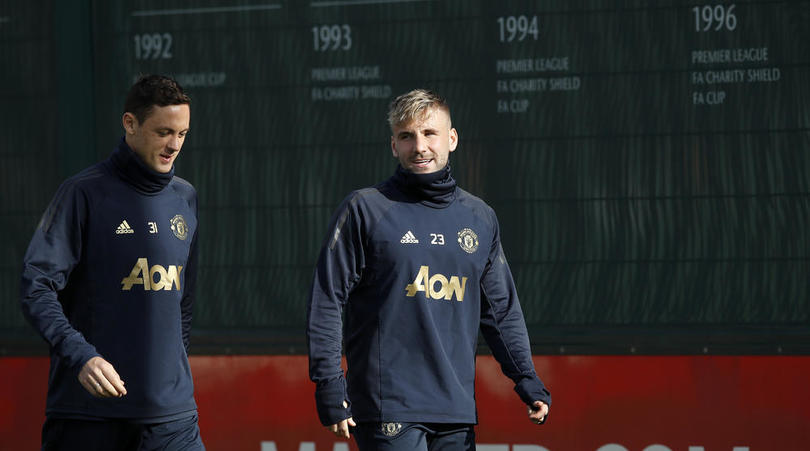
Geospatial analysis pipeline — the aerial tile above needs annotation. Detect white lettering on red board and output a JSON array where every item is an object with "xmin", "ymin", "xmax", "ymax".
[{"xmin": 260, "ymin": 442, "xmax": 750, "ymax": 451}]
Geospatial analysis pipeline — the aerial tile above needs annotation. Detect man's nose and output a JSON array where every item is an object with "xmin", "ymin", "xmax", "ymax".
[
  {"xmin": 414, "ymin": 133, "xmax": 428, "ymax": 152},
  {"xmin": 168, "ymin": 135, "xmax": 182, "ymax": 151}
]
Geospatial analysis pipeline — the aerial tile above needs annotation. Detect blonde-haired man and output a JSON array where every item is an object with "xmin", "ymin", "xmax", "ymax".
[{"xmin": 308, "ymin": 89, "xmax": 550, "ymax": 450}]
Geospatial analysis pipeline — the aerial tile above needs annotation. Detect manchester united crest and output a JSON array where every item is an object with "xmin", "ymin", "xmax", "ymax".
[
  {"xmin": 457, "ymin": 228, "xmax": 479, "ymax": 253},
  {"xmin": 170, "ymin": 214, "xmax": 188, "ymax": 240},
  {"xmin": 381, "ymin": 422, "xmax": 402, "ymax": 437}
]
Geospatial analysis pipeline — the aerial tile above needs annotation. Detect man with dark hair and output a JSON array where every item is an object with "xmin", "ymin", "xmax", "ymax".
[
  {"xmin": 307, "ymin": 88, "xmax": 551, "ymax": 451},
  {"xmin": 21, "ymin": 74, "xmax": 204, "ymax": 450}
]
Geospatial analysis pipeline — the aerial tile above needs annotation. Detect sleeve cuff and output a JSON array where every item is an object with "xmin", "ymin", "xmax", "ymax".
[
  {"xmin": 514, "ymin": 376, "xmax": 552, "ymax": 407},
  {"xmin": 315, "ymin": 377, "xmax": 352, "ymax": 426},
  {"xmin": 57, "ymin": 332, "xmax": 99, "ymax": 369}
]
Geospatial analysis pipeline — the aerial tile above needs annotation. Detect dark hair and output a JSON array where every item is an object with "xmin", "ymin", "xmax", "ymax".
[{"xmin": 124, "ymin": 74, "xmax": 191, "ymax": 123}]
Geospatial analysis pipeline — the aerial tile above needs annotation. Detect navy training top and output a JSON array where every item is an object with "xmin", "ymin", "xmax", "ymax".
[
  {"xmin": 21, "ymin": 138, "xmax": 199, "ymax": 421},
  {"xmin": 307, "ymin": 165, "xmax": 551, "ymax": 426}
]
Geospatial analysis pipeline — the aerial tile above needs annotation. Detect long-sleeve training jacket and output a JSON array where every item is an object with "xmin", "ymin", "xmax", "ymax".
[
  {"xmin": 307, "ymin": 165, "xmax": 550, "ymax": 426},
  {"xmin": 20, "ymin": 138, "xmax": 199, "ymax": 421}
]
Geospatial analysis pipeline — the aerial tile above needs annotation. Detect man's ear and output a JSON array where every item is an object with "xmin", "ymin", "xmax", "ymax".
[{"xmin": 122, "ymin": 112, "xmax": 138, "ymax": 135}]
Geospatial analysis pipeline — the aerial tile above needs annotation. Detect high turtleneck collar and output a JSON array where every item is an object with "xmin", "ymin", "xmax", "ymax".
[
  {"xmin": 108, "ymin": 137, "xmax": 174, "ymax": 195},
  {"xmin": 390, "ymin": 164, "xmax": 456, "ymax": 208}
]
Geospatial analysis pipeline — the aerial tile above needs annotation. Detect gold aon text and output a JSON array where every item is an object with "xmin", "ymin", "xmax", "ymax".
[
  {"xmin": 405, "ymin": 266, "xmax": 467, "ymax": 302},
  {"xmin": 121, "ymin": 258, "xmax": 183, "ymax": 291}
]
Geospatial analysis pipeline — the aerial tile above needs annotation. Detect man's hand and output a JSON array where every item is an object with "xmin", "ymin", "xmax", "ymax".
[
  {"xmin": 78, "ymin": 356, "xmax": 127, "ymax": 398},
  {"xmin": 527, "ymin": 400, "xmax": 549, "ymax": 425},
  {"xmin": 327, "ymin": 400, "xmax": 355, "ymax": 439},
  {"xmin": 328, "ymin": 417, "xmax": 356, "ymax": 439}
]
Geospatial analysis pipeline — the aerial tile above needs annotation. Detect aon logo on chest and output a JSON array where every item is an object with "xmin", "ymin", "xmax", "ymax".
[
  {"xmin": 405, "ymin": 265, "xmax": 467, "ymax": 302},
  {"xmin": 121, "ymin": 258, "xmax": 183, "ymax": 291}
]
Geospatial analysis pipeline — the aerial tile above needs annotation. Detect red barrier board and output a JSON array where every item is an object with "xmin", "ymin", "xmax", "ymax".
[{"xmin": 2, "ymin": 355, "xmax": 808, "ymax": 451}]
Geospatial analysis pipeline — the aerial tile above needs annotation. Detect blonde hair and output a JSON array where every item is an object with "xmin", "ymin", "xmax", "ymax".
[{"xmin": 387, "ymin": 89, "xmax": 451, "ymax": 129}]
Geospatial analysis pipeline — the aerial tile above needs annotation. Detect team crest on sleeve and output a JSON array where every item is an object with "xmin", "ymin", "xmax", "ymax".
[
  {"xmin": 170, "ymin": 215, "xmax": 188, "ymax": 240},
  {"xmin": 457, "ymin": 228, "xmax": 479, "ymax": 253}
]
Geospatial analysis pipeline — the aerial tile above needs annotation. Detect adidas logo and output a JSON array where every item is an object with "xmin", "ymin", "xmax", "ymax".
[
  {"xmin": 115, "ymin": 220, "xmax": 135, "ymax": 235},
  {"xmin": 400, "ymin": 231, "xmax": 419, "ymax": 244}
]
